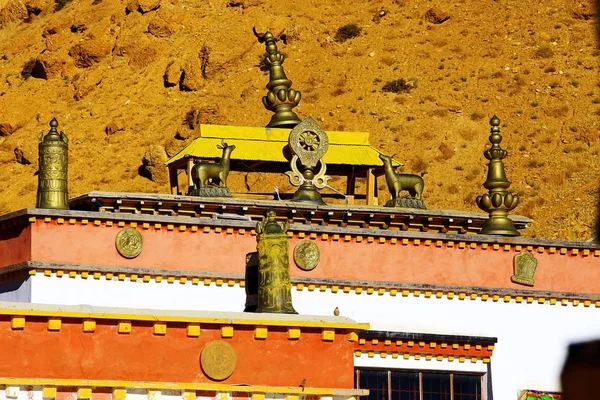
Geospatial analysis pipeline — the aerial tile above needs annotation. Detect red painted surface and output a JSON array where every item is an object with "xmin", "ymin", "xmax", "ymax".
[
  {"xmin": 0, "ymin": 317, "xmax": 354, "ymax": 389},
  {"xmin": 0, "ymin": 224, "xmax": 31, "ymax": 268},
  {"xmin": 4, "ymin": 220, "xmax": 597, "ymax": 295}
]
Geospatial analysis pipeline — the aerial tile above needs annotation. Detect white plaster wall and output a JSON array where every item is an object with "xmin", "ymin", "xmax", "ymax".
[
  {"xmin": 30, "ymin": 275, "xmax": 247, "ymax": 312},
  {"xmin": 29, "ymin": 274, "xmax": 600, "ymax": 399},
  {"xmin": 293, "ymin": 289, "xmax": 600, "ymax": 399}
]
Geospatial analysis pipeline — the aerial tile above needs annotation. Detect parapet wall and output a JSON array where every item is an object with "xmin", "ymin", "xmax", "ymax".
[
  {"xmin": 0, "ymin": 203, "xmax": 598, "ymax": 303},
  {"xmin": 0, "ymin": 302, "xmax": 365, "ymax": 389}
]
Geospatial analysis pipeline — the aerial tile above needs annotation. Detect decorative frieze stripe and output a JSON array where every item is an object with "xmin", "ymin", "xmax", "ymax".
[
  {"xmin": 24, "ymin": 269, "xmax": 246, "ymax": 288},
  {"xmin": 355, "ymin": 337, "xmax": 494, "ymax": 360},
  {"xmin": 16, "ymin": 266, "xmax": 600, "ymax": 308},
  {"xmin": 6, "ymin": 317, "xmax": 358, "ymax": 343},
  {"xmin": 293, "ymin": 284, "xmax": 600, "ymax": 308},
  {"xmin": 0, "ymin": 380, "xmax": 367, "ymax": 397},
  {"xmin": 4, "ymin": 317, "xmax": 359, "ymax": 343},
  {"xmin": 0, "ymin": 307, "xmax": 366, "ymax": 341},
  {"xmin": 353, "ymin": 349, "xmax": 491, "ymax": 363},
  {"xmin": 21, "ymin": 215, "xmax": 598, "ymax": 257}
]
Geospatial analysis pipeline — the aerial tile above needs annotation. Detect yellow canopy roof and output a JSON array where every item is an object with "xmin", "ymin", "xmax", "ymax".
[{"xmin": 166, "ymin": 124, "xmax": 401, "ymax": 167}]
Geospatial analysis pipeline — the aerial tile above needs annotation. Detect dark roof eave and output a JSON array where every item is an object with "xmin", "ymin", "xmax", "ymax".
[{"xmin": 360, "ymin": 329, "xmax": 498, "ymax": 344}]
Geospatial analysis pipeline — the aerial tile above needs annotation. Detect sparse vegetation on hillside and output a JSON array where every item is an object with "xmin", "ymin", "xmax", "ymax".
[
  {"xmin": 334, "ymin": 23, "xmax": 361, "ymax": 42},
  {"xmin": 382, "ymin": 79, "xmax": 414, "ymax": 94},
  {"xmin": 0, "ymin": 0, "xmax": 598, "ymax": 241}
]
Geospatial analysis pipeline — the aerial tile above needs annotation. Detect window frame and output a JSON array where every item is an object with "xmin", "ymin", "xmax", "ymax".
[{"xmin": 355, "ymin": 368, "xmax": 485, "ymax": 400}]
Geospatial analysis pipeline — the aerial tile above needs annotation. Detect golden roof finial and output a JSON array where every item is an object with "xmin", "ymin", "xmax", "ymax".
[
  {"xmin": 257, "ymin": 31, "xmax": 302, "ymax": 128},
  {"xmin": 476, "ymin": 115, "xmax": 520, "ymax": 236}
]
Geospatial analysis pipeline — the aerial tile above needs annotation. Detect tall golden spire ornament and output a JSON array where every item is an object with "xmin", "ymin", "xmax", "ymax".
[
  {"xmin": 36, "ymin": 117, "xmax": 69, "ymax": 209},
  {"xmin": 258, "ymin": 31, "xmax": 302, "ymax": 128},
  {"xmin": 476, "ymin": 115, "xmax": 520, "ymax": 236},
  {"xmin": 255, "ymin": 210, "xmax": 297, "ymax": 314}
]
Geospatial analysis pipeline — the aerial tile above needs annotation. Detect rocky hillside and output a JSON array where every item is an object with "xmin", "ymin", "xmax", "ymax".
[{"xmin": 0, "ymin": 0, "xmax": 598, "ymax": 240}]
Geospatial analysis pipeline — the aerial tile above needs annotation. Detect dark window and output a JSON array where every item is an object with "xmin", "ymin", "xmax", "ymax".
[
  {"xmin": 422, "ymin": 373, "xmax": 451, "ymax": 400},
  {"xmin": 453, "ymin": 374, "xmax": 481, "ymax": 400},
  {"xmin": 360, "ymin": 369, "xmax": 388, "ymax": 400},
  {"xmin": 356, "ymin": 369, "xmax": 482, "ymax": 400},
  {"xmin": 390, "ymin": 371, "xmax": 419, "ymax": 400}
]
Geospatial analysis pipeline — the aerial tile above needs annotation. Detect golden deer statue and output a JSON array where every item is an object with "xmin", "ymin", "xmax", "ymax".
[
  {"xmin": 379, "ymin": 153, "xmax": 424, "ymax": 200},
  {"xmin": 191, "ymin": 139, "xmax": 236, "ymax": 189}
]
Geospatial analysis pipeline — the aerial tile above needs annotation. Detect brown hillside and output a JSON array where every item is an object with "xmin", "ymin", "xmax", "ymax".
[{"xmin": 0, "ymin": 0, "xmax": 598, "ymax": 240}]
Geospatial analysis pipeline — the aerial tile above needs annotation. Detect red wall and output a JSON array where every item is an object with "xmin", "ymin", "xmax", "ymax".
[
  {"xmin": 0, "ymin": 224, "xmax": 31, "ymax": 268},
  {"xmin": 0, "ymin": 317, "xmax": 354, "ymax": 388},
  {"xmin": 12, "ymin": 220, "xmax": 600, "ymax": 294}
]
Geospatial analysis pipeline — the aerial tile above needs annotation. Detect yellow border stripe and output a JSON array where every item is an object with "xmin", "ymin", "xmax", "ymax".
[
  {"xmin": 0, "ymin": 379, "xmax": 368, "ymax": 396},
  {"xmin": 0, "ymin": 309, "xmax": 367, "ymax": 331}
]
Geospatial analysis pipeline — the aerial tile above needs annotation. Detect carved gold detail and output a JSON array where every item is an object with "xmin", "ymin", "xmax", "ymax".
[
  {"xmin": 476, "ymin": 115, "xmax": 520, "ymax": 236},
  {"xmin": 200, "ymin": 340, "xmax": 237, "ymax": 381},
  {"xmin": 115, "ymin": 228, "xmax": 144, "ymax": 259},
  {"xmin": 36, "ymin": 118, "xmax": 69, "ymax": 209},
  {"xmin": 255, "ymin": 210, "xmax": 297, "ymax": 314},
  {"xmin": 294, "ymin": 241, "xmax": 320, "ymax": 271},
  {"xmin": 511, "ymin": 251, "xmax": 537, "ymax": 286},
  {"xmin": 285, "ymin": 117, "xmax": 330, "ymax": 205},
  {"xmin": 258, "ymin": 31, "xmax": 302, "ymax": 128},
  {"xmin": 288, "ymin": 117, "xmax": 328, "ymax": 168}
]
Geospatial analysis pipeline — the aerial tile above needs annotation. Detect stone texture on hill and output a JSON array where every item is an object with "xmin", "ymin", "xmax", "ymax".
[
  {"xmin": 0, "ymin": 0, "xmax": 598, "ymax": 241},
  {"xmin": 141, "ymin": 145, "xmax": 168, "ymax": 184},
  {"xmin": 0, "ymin": 0, "xmax": 28, "ymax": 27}
]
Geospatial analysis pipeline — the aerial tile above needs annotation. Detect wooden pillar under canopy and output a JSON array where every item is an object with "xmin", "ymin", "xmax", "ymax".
[
  {"xmin": 169, "ymin": 166, "xmax": 178, "ymax": 195},
  {"xmin": 187, "ymin": 157, "xmax": 194, "ymax": 189},
  {"xmin": 366, "ymin": 168, "xmax": 378, "ymax": 206},
  {"xmin": 346, "ymin": 170, "xmax": 356, "ymax": 205}
]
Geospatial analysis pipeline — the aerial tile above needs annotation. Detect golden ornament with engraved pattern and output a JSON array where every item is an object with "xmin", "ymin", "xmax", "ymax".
[
  {"xmin": 294, "ymin": 240, "xmax": 320, "ymax": 271},
  {"xmin": 200, "ymin": 340, "xmax": 237, "ymax": 381},
  {"xmin": 511, "ymin": 251, "xmax": 537, "ymax": 286},
  {"xmin": 115, "ymin": 228, "xmax": 144, "ymax": 259}
]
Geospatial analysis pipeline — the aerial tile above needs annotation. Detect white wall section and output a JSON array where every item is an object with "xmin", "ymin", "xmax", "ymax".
[{"xmin": 27, "ymin": 274, "xmax": 600, "ymax": 399}]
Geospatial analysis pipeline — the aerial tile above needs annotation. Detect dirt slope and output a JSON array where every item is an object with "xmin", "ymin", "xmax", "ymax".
[{"xmin": 0, "ymin": 0, "xmax": 598, "ymax": 240}]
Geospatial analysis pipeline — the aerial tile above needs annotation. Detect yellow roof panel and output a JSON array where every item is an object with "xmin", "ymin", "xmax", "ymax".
[
  {"xmin": 166, "ymin": 124, "xmax": 401, "ymax": 167},
  {"xmin": 198, "ymin": 124, "xmax": 371, "ymax": 145}
]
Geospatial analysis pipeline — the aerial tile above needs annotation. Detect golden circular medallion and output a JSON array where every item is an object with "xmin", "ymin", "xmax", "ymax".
[
  {"xmin": 200, "ymin": 340, "xmax": 237, "ymax": 381},
  {"xmin": 288, "ymin": 117, "xmax": 329, "ymax": 168},
  {"xmin": 294, "ymin": 240, "xmax": 320, "ymax": 271},
  {"xmin": 115, "ymin": 228, "xmax": 143, "ymax": 259}
]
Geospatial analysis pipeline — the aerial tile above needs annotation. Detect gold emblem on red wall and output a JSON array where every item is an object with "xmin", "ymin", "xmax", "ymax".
[
  {"xmin": 294, "ymin": 240, "xmax": 320, "ymax": 271},
  {"xmin": 115, "ymin": 228, "xmax": 143, "ymax": 259},
  {"xmin": 511, "ymin": 251, "xmax": 537, "ymax": 286},
  {"xmin": 200, "ymin": 340, "xmax": 237, "ymax": 381}
]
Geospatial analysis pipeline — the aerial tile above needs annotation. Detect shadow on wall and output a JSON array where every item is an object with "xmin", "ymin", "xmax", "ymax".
[{"xmin": 0, "ymin": 276, "xmax": 31, "ymax": 302}]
